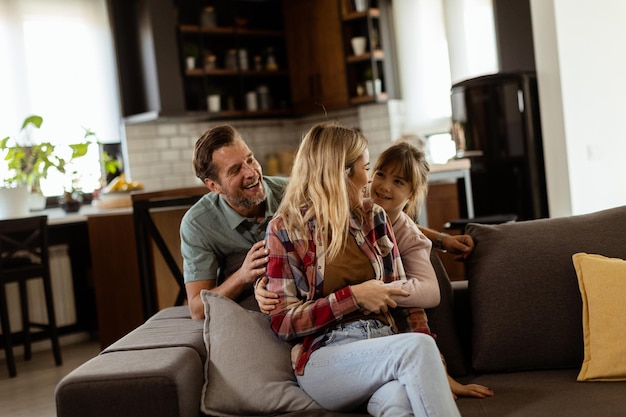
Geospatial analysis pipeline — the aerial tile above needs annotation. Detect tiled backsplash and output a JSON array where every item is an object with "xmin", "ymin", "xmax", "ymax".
[{"xmin": 123, "ymin": 102, "xmax": 404, "ymax": 192}]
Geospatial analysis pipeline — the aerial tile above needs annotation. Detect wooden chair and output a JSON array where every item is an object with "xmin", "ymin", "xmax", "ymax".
[
  {"xmin": 131, "ymin": 187, "xmax": 209, "ymax": 320},
  {"xmin": 0, "ymin": 215, "xmax": 62, "ymax": 377}
]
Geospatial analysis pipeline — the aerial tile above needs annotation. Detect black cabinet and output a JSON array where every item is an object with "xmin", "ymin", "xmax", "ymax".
[
  {"xmin": 451, "ymin": 72, "xmax": 548, "ymax": 220},
  {"xmin": 176, "ymin": 0, "xmax": 292, "ymax": 117},
  {"xmin": 109, "ymin": 0, "xmax": 291, "ymax": 119}
]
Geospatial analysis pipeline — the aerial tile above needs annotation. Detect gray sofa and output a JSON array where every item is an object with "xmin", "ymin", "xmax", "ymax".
[{"xmin": 56, "ymin": 205, "xmax": 626, "ymax": 417}]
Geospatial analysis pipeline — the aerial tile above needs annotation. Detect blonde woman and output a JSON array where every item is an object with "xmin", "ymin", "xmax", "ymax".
[{"xmin": 265, "ymin": 121, "xmax": 460, "ymax": 417}]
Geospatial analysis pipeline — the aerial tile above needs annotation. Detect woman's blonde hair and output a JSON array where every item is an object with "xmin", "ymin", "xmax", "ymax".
[
  {"xmin": 373, "ymin": 142, "xmax": 430, "ymax": 219},
  {"xmin": 276, "ymin": 121, "xmax": 368, "ymax": 261}
]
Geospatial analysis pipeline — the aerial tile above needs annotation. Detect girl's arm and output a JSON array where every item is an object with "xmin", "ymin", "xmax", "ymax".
[{"xmin": 387, "ymin": 213, "xmax": 440, "ymax": 308}]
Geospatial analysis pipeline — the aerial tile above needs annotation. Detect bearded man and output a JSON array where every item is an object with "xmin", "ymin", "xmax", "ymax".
[{"xmin": 181, "ymin": 124, "xmax": 288, "ymax": 319}]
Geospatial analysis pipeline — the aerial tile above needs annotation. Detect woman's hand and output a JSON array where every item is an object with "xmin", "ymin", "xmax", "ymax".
[
  {"xmin": 350, "ymin": 280, "xmax": 409, "ymax": 314},
  {"xmin": 255, "ymin": 276, "xmax": 279, "ymax": 314}
]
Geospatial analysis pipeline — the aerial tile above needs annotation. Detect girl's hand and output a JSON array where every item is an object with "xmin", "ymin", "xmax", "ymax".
[
  {"xmin": 443, "ymin": 234, "xmax": 475, "ymax": 261},
  {"xmin": 447, "ymin": 375, "xmax": 494, "ymax": 399},
  {"xmin": 254, "ymin": 276, "xmax": 279, "ymax": 314},
  {"xmin": 350, "ymin": 280, "xmax": 409, "ymax": 314}
]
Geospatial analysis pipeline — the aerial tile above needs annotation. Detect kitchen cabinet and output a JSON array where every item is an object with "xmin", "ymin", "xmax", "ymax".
[
  {"xmin": 283, "ymin": 0, "xmax": 349, "ymax": 114},
  {"xmin": 176, "ymin": 0, "xmax": 292, "ymax": 117},
  {"xmin": 88, "ymin": 212, "xmax": 144, "ymax": 349},
  {"xmin": 425, "ymin": 183, "xmax": 465, "ymax": 281},
  {"xmin": 338, "ymin": 0, "xmax": 398, "ymax": 105}
]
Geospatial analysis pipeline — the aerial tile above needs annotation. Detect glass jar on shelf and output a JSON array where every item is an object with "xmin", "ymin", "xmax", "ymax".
[{"xmin": 225, "ymin": 49, "xmax": 237, "ymax": 70}]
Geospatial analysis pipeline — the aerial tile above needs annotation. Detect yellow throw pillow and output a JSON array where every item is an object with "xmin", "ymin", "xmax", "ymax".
[{"xmin": 572, "ymin": 253, "xmax": 626, "ymax": 381}]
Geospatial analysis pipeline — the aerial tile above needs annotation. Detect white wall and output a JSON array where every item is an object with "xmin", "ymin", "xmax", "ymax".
[
  {"xmin": 392, "ymin": 0, "xmax": 498, "ymax": 137},
  {"xmin": 392, "ymin": 0, "xmax": 453, "ymax": 136},
  {"xmin": 530, "ymin": 0, "xmax": 626, "ymax": 216}
]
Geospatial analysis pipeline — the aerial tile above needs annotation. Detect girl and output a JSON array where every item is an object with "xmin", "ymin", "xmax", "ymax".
[
  {"xmin": 369, "ymin": 141, "xmax": 494, "ymax": 400},
  {"xmin": 264, "ymin": 121, "xmax": 461, "ymax": 416}
]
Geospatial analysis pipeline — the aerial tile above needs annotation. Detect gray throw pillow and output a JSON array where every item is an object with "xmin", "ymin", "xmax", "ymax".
[
  {"xmin": 465, "ymin": 205, "xmax": 626, "ymax": 373},
  {"xmin": 200, "ymin": 290, "xmax": 321, "ymax": 417}
]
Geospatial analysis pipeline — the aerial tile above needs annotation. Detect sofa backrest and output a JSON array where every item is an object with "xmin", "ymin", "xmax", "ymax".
[{"xmin": 465, "ymin": 205, "xmax": 626, "ymax": 373}]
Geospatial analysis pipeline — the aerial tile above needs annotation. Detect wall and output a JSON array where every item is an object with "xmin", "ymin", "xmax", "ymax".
[
  {"xmin": 530, "ymin": 0, "xmax": 626, "ymax": 216},
  {"xmin": 122, "ymin": 104, "xmax": 401, "ymax": 192}
]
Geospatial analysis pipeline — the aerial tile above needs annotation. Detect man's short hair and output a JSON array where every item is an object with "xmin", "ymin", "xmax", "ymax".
[{"xmin": 193, "ymin": 124, "xmax": 241, "ymax": 182}]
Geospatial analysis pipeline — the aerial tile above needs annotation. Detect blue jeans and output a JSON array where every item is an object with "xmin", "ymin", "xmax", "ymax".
[{"xmin": 296, "ymin": 319, "xmax": 460, "ymax": 417}]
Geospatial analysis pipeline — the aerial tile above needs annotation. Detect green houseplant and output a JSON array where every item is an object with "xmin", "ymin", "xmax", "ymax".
[{"xmin": 1, "ymin": 115, "xmax": 91, "ymax": 210}]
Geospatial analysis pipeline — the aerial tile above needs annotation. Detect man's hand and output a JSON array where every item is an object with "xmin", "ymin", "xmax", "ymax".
[
  {"xmin": 442, "ymin": 234, "xmax": 475, "ymax": 261},
  {"xmin": 237, "ymin": 240, "xmax": 270, "ymax": 285},
  {"xmin": 350, "ymin": 280, "xmax": 409, "ymax": 314},
  {"xmin": 255, "ymin": 276, "xmax": 279, "ymax": 314}
]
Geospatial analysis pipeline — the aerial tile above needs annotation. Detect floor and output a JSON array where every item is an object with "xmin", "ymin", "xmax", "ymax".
[{"xmin": 0, "ymin": 334, "xmax": 101, "ymax": 417}]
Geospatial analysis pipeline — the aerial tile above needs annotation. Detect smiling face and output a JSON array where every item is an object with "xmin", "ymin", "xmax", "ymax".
[
  {"xmin": 205, "ymin": 138, "xmax": 265, "ymax": 215},
  {"xmin": 370, "ymin": 163, "xmax": 413, "ymax": 223},
  {"xmin": 348, "ymin": 149, "xmax": 371, "ymax": 205}
]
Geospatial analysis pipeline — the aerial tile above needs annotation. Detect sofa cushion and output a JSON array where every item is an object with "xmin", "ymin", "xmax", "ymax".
[
  {"xmin": 465, "ymin": 205, "xmax": 626, "ymax": 373},
  {"xmin": 102, "ymin": 314, "xmax": 206, "ymax": 361},
  {"xmin": 200, "ymin": 290, "xmax": 321, "ymax": 417},
  {"xmin": 573, "ymin": 253, "xmax": 626, "ymax": 381},
  {"xmin": 456, "ymin": 369, "xmax": 626, "ymax": 417}
]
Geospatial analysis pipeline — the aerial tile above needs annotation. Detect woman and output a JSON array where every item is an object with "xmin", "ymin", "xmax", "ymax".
[{"xmin": 264, "ymin": 121, "xmax": 461, "ymax": 416}]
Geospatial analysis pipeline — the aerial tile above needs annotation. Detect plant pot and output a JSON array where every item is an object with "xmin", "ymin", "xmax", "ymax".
[
  {"xmin": 60, "ymin": 199, "xmax": 81, "ymax": 213},
  {"xmin": 29, "ymin": 191, "xmax": 47, "ymax": 211},
  {"xmin": 0, "ymin": 186, "xmax": 29, "ymax": 219}
]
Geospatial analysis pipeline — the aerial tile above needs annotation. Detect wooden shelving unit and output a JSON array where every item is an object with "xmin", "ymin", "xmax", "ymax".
[
  {"xmin": 339, "ymin": 0, "xmax": 398, "ymax": 105},
  {"xmin": 175, "ymin": 0, "xmax": 292, "ymax": 117}
]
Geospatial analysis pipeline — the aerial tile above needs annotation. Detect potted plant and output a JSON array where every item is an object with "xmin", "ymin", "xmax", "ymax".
[{"xmin": 0, "ymin": 115, "xmax": 91, "ymax": 213}]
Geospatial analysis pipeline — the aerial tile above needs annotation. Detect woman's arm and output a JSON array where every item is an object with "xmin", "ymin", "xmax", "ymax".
[{"xmin": 265, "ymin": 218, "xmax": 360, "ymax": 341}]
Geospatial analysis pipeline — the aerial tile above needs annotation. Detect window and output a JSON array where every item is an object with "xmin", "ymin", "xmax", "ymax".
[{"xmin": 0, "ymin": 0, "xmax": 121, "ymax": 196}]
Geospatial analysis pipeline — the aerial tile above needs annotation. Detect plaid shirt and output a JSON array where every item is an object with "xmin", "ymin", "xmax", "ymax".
[{"xmin": 266, "ymin": 199, "xmax": 432, "ymax": 375}]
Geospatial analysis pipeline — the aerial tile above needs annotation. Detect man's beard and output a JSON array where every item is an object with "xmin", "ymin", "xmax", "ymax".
[{"xmin": 225, "ymin": 193, "xmax": 265, "ymax": 209}]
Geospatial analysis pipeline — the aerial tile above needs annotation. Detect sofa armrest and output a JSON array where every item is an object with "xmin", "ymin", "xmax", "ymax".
[{"xmin": 56, "ymin": 346, "xmax": 203, "ymax": 417}]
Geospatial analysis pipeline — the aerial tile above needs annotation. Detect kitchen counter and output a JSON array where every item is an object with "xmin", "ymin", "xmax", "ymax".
[{"xmin": 44, "ymin": 205, "xmax": 132, "ymax": 226}]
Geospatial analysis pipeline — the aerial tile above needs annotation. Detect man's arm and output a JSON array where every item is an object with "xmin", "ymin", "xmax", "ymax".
[
  {"xmin": 186, "ymin": 280, "xmax": 214, "ymax": 320},
  {"xmin": 185, "ymin": 240, "xmax": 270, "ymax": 320}
]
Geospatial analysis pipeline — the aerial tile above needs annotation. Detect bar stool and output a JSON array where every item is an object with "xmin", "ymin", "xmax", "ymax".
[{"xmin": 0, "ymin": 215, "xmax": 62, "ymax": 377}]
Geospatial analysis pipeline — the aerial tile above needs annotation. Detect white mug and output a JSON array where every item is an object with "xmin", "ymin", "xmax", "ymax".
[
  {"xmin": 207, "ymin": 95, "xmax": 221, "ymax": 112},
  {"xmin": 185, "ymin": 56, "xmax": 196, "ymax": 70},
  {"xmin": 351, "ymin": 37, "xmax": 367, "ymax": 56},
  {"xmin": 354, "ymin": 0, "xmax": 368, "ymax": 12}
]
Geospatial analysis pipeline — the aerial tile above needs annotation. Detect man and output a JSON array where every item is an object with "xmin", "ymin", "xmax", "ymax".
[
  {"xmin": 182, "ymin": 124, "xmax": 474, "ymax": 320},
  {"xmin": 181, "ymin": 124, "xmax": 287, "ymax": 319}
]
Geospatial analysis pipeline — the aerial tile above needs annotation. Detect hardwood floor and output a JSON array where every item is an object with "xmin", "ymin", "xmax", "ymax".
[{"xmin": 0, "ymin": 334, "xmax": 101, "ymax": 417}]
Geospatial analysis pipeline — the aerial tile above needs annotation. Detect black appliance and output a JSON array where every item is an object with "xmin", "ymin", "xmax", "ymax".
[{"xmin": 450, "ymin": 71, "xmax": 549, "ymax": 221}]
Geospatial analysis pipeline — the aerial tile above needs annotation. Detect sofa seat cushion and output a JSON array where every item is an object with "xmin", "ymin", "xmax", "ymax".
[
  {"xmin": 465, "ymin": 205, "xmax": 626, "ymax": 373},
  {"xmin": 103, "ymin": 312, "xmax": 206, "ymax": 361},
  {"xmin": 456, "ymin": 369, "xmax": 626, "ymax": 417}
]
